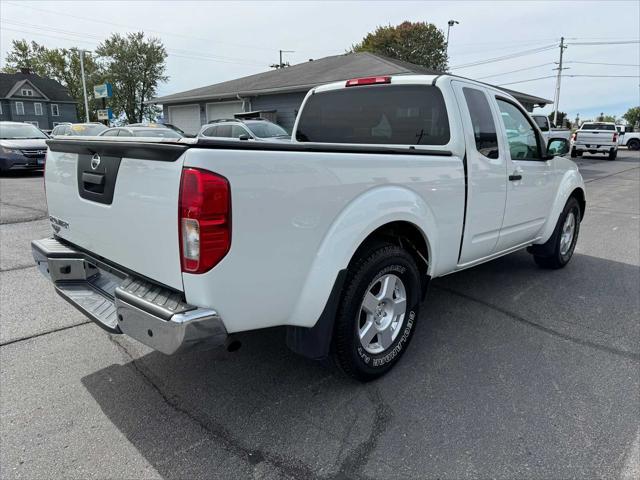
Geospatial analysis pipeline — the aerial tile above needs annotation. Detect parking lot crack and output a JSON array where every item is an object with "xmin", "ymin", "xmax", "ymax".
[
  {"xmin": 0, "ymin": 201, "xmax": 47, "ymax": 214},
  {"xmin": 107, "ymin": 336, "xmax": 323, "ymax": 480},
  {"xmin": 434, "ymin": 285, "xmax": 640, "ymax": 362},
  {"xmin": 334, "ymin": 385, "xmax": 393, "ymax": 480},
  {"xmin": 0, "ymin": 264, "xmax": 36, "ymax": 273},
  {"xmin": 584, "ymin": 165, "xmax": 640, "ymax": 184},
  {"xmin": 0, "ymin": 320, "xmax": 92, "ymax": 347}
]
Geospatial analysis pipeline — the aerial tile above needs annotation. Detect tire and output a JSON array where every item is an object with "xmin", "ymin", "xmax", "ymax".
[
  {"xmin": 531, "ymin": 197, "xmax": 581, "ymax": 269},
  {"xmin": 570, "ymin": 147, "xmax": 577, "ymax": 158},
  {"xmin": 332, "ymin": 243, "xmax": 421, "ymax": 381},
  {"xmin": 627, "ymin": 139, "xmax": 640, "ymax": 151},
  {"xmin": 608, "ymin": 148, "xmax": 617, "ymax": 160}
]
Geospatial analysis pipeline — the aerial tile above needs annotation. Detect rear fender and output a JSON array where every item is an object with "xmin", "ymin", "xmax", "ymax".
[{"xmin": 288, "ymin": 185, "xmax": 437, "ymax": 328}]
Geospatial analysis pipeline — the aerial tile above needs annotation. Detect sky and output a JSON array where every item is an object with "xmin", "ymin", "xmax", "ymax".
[{"xmin": 0, "ymin": 0, "xmax": 638, "ymax": 121}]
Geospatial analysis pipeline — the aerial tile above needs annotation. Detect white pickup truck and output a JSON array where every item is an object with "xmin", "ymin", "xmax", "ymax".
[
  {"xmin": 531, "ymin": 114, "xmax": 572, "ymax": 143},
  {"xmin": 33, "ymin": 74, "xmax": 585, "ymax": 381},
  {"xmin": 616, "ymin": 125, "xmax": 640, "ymax": 151},
  {"xmin": 571, "ymin": 122, "xmax": 619, "ymax": 160}
]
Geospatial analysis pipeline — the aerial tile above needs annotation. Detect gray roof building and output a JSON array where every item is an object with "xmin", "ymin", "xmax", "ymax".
[
  {"xmin": 151, "ymin": 52, "xmax": 552, "ymax": 134},
  {"xmin": 0, "ymin": 69, "xmax": 78, "ymax": 130}
]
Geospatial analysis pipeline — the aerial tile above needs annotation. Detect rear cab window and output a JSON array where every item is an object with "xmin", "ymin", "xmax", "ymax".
[
  {"xmin": 581, "ymin": 123, "xmax": 616, "ymax": 131},
  {"xmin": 462, "ymin": 87, "xmax": 499, "ymax": 159},
  {"xmin": 295, "ymin": 84, "xmax": 450, "ymax": 146}
]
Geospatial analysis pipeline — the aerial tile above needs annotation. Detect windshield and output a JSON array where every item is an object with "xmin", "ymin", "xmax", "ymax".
[
  {"xmin": 133, "ymin": 129, "xmax": 183, "ymax": 138},
  {"xmin": 69, "ymin": 124, "xmax": 108, "ymax": 136},
  {"xmin": 245, "ymin": 121, "xmax": 289, "ymax": 138},
  {"xmin": 0, "ymin": 123, "xmax": 48, "ymax": 140}
]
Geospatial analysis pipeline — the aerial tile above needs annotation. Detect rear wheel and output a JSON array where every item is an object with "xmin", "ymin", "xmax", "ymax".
[
  {"xmin": 531, "ymin": 197, "xmax": 581, "ymax": 269},
  {"xmin": 627, "ymin": 139, "xmax": 640, "ymax": 151},
  {"xmin": 570, "ymin": 147, "xmax": 577, "ymax": 158},
  {"xmin": 332, "ymin": 243, "xmax": 421, "ymax": 381},
  {"xmin": 608, "ymin": 148, "xmax": 617, "ymax": 160}
]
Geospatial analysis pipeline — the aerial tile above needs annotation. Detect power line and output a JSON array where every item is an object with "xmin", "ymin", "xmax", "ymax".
[
  {"xmin": 476, "ymin": 63, "xmax": 555, "ymax": 80},
  {"xmin": 2, "ymin": 0, "xmax": 283, "ymax": 53},
  {"xmin": 498, "ymin": 74, "xmax": 639, "ymax": 86},
  {"xmin": 450, "ymin": 44, "xmax": 557, "ymax": 69},
  {"xmin": 0, "ymin": 21, "xmax": 268, "ymax": 67},
  {"xmin": 566, "ymin": 74, "xmax": 640, "ymax": 78},
  {"xmin": 497, "ymin": 76, "xmax": 556, "ymax": 86},
  {"xmin": 566, "ymin": 40, "xmax": 640, "ymax": 45},
  {"xmin": 566, "ymin": 61, "xmax": 640, "ymax": 67}
]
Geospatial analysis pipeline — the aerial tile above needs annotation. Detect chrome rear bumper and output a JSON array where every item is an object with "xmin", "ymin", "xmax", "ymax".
[{"xmin": 32, "ymin": 238, "xmax": 227, "ymax": 354}]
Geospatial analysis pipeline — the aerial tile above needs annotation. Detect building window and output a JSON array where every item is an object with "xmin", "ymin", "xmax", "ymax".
[
  {"xmin": 0, "ymin": 103, "xmax": 3, "ymax": 115},
  {"xmin": 51, "ymin": 104, "xmax": 59, "ymax": 116},
  {"xmin": 24, "ymin": 121, "xmax": 39, "ymax": 127},
  {"xmin": 21, "ymin": 88, "xmax": 34, "ymax": 96},
  {"xmin": 34, "ymin": 103, "xmax": 43, "ymax": 116},
  {"xmin": 16, "ymin": 102, "xmax": 25, "ymax": 115}
]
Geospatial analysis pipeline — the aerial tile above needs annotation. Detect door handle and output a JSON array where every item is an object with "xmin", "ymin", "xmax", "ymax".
[{"xmin": 509, "ymin": 174, "xmax": 522, "ymax": 181}]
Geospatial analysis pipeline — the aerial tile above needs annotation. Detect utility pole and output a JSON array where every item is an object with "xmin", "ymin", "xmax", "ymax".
[
  {"xmin": 79, "ymin": 50, "xmax": 90, "ymax": 123},
  {"xmin": 552, "ymin": 37, "xmax": 567, "ymax": 127},
  {"xmin": 445, "ymin": 20, "xmax": 459, "ymax": 56},
  {"xmin": 271, "ymin": 50, "xmax": 294, "ymax": 69}
]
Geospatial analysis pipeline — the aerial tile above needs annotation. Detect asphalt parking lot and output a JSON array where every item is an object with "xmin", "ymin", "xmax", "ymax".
[{"xmin": 1, "ymin": 149, "xmax": 638, "ymax": 480}]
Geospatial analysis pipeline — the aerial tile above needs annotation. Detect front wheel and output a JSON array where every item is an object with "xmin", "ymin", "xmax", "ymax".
[
  {"xmin": 531, "ymin": 197, "xmax": 581, "ymax": 269},
  {"xmin": 332, "ymin": 243, "xmax": 421, "ymax": 381}
]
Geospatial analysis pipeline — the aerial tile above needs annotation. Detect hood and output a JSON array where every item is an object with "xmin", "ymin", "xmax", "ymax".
[{"xmin": 0, "ymin": 139, "xmax": 49, "ymax": 150}]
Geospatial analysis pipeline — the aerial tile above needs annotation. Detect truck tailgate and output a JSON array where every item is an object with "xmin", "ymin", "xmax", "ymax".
[
  {"xmin": 45, "ymin": 140, "xmax": 188, "ymax": 291},
  {"xmin": 577, "ymin": 130, "xmax": 616, "ymax": 145}
]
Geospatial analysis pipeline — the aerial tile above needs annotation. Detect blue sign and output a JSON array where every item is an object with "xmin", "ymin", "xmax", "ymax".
[{"xmin": 93, "ymin": 83, "xmax": 113, "ymax": 99}]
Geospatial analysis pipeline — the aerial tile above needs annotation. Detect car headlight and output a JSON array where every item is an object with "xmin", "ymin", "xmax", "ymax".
[{"xmin": 0, "ymin": 146, "xmax": 22, "ymax": 154}]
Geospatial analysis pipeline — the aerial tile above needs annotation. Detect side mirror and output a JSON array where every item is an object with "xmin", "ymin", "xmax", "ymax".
[
  {"xmin": 238, "ymin": 134, "xmax": 250, "ymax": 141},
  {"xmin": 547, "ymin": 137, "xmax": 570, "ymax": 157}
]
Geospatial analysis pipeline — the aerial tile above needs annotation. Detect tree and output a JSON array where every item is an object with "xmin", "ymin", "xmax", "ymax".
[
  {"xmin": 596, "ymin": 112, "xmax": 617, "ymax": 123},
  {"xmin": 96, "ymin": 32, "xmax": 167, "ymax": 123},
  {"xmin": 3, "ymin": 40, "xmax": 103, "ymax": 121},
  {"xmin": 548, "ymin": 111, "xmax": 567, "ymax": 127},
  {"xmin": 352, "ymin": 21, "xmax": 448, "ymax": 71},
  {"xmin": 623, "ymin": 106, "xmax": 640, "ymax": 127}
]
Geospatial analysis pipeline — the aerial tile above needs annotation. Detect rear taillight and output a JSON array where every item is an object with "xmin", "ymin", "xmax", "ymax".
[
  {"xmin": 571, "ymin": 132, "xmax": 577, "ymax": 142},
  {"xmin": 345, "ymin": 76, "xmax": 391, "ymax": 87},
  {"xmin": 179, "ymin": 168, "xmax": 231, "ymax": 274},
  {"xmin": 613, "ymin": 132, "xmax": 618, "ymax": 142}
]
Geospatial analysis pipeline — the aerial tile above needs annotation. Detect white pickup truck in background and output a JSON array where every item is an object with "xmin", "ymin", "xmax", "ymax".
[
  {"xmin": 571, "ymin": 121, "xmax": 619, "ymax": 160},
  {"xmin": 33, "ymin": 74, "xmax": 585, "ymax": 381},
  {"xmin": 616, "ymin": 125, "xmax": 640, "ymax": 151},
  {"xmin": 531, "ymin": 114, "xmax": 572, "ymax": 143}
]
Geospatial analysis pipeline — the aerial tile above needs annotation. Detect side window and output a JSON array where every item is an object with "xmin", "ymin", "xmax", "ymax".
[
  {"xmin": 118, "ymin": 129, "xmax": 133, "ymax": 137},
  {"xmin": 462, "ymin": 88, "xmax": 498, "ymax": 159},
  {"xmin": 202, "ymin": 126, "xmax": 218, "ymax": 137},
  {"xmin": 216, "ymin": 125, "xmax": 232, "ymax": 137},
  {"xmin": 231, "ymin": 125, "xmax": 247, "ymax": 138},
  {"xmin": 101, "ymin": 129, "xmax": 119, "ymax": 137},
  {"xmin": 496, "ymin": 99, "xmax": 541, "ymax": 161}
]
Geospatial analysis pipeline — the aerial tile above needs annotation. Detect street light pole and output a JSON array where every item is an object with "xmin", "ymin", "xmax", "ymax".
[
  {"xmin": 79, "ymin": 50, "xmax": 90, "ymax": 122},
  {"xmin": 446, "ymin": 20, "xmax": 459, "ymax": 56}
]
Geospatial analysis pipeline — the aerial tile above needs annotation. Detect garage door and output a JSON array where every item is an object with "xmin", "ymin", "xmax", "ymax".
[
  {"xmin": 206, "ymin": 102, "xmax": 243, "ymax": 122},
  {"xmin": 168, "ymin": 105, "xmax": 201, "ymax": 135}
]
